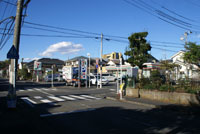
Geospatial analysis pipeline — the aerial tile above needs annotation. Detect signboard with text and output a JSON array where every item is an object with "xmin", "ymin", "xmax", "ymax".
[{"xmin": 80, "ymin": 59, "xmax": 87, "ymax": 79}]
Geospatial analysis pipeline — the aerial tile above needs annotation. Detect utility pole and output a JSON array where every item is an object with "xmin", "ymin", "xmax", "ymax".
[
  {"xmin": 100, "ymin": 33, "xmax": 103, "ymax": 89},
  {"xmin": 8, "ymin": 0, "xmax": 24, "ymax": 108}
]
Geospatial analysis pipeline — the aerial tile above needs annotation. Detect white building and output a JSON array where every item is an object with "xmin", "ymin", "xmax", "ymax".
[{"xmin": 171, "ymin": 50, "xmax": 199, "ymax": 80}]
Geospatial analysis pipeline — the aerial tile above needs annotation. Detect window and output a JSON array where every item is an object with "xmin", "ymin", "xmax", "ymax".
[{"xmin": 116, "ymin": 53, "xmax": 119, "ymax": 59}]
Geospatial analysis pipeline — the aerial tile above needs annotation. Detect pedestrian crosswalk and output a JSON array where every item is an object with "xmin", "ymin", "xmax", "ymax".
[
  {"xmin": 17, "ymin": 87, "xmax": 57, "ymax": 92},
  {"xmin": 21, "ymin": 94, "xmax": 101, "ymax": 107}
]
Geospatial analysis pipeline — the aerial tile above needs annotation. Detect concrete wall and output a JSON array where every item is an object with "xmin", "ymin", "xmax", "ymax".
[{"xmin": 126, "ymin": 88, "xmax": 200, "ymax": 105}]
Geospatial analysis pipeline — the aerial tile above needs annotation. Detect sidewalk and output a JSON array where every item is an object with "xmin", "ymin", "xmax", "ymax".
[
  {"xmin": 105, "ymin": 92, "xmax": 171, "ymax": 108},
  {"xmin": 0, "ymin": 96, "xmax": 52, "ymax": 134}
]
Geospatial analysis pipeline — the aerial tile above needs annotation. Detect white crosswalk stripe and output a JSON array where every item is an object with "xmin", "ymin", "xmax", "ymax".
[
  {"xmin": 18, "ymin": 88, "xmax": 57, "ymax": 92},
  {"xmin": 68, "ymin": 95, "xmax": 90, "ymax": 100},
  {"xmin": 60, "ymin": 96, "xmax": 76, "ymax": 101},
  {"xmin": 34, "ymin": 96, "xmax": 42, "ymax": 99},
  {"xmin": 21, "ymin": 94, "xmax": 101, "ymax": 106},
  {"xmin": 40, "ymin": 99, "xmax": 52, "ymax": 103},
  {"xmin": 80, "ymin": 95, "xmax": 101, "ymax": 100},
  {"xmin": 21, "ymin": 97, "xmax": 37, "ymax": 104},
  {"xmin": 48, "ymin": 96, "xmax": 65, "ymax": 102}
]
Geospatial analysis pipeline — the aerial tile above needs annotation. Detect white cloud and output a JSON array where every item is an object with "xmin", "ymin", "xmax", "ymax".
[
  {"xmin": 23, "ymin": 57, "xmax": 39, "ymax": 61},
  {"xmin": 39, "ymin": 42, "xmax": 83, "ymax": 57}
]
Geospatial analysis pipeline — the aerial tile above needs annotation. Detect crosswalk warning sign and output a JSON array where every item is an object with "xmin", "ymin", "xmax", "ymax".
[{"xmin": 7, "ymin": 45, "xmax": 19, "ymax": 59}]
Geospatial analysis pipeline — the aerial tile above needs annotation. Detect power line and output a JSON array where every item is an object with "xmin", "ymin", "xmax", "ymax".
[
  {"xmin": 150, "ymin": 40, "xmax": 185, "ymax": 46},
  {"xmin": 151, "ymin": 43, "xmax": 184, "ymax": 48},
  {"xmin": 151, "ymin": 0, "xmax": 197, "ymax": 23},
  {"xmin": 23, "ymin": 21, "xmax": 101, "ymax": 36},
  {"xmin": 123, "ymin": 0, "xmax": 200, "ymax": 32},
  {"xmin": 1, "ymin": 0, "xmax": 16, "ymax": 6},
  {"xmin": 23, "ymin": 21, "xmax": 186, "ymax": 46},
  {"xmin": 0, "ymin": 32, "xmax": 98, "ymax": 39},
  {"xmin": 152, "ymin": 46, "xmax": 179, "ymax": 53},
  {"xmin": 0, "ymin": 18, "xmax": 15, "ymax": 50},
  {"xmin": 22, "ymin": 25, "xmax": 99, "ymax": 38}
]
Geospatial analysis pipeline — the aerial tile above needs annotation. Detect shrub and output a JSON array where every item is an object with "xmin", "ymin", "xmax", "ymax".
[
  {"xmin": 150, "ymin": 70, "xmax": 163, "ymax": 89},
  {"xmin": 143, "ymin": 84, "xmax": 156, "ymax": 90},
  {"xmin": 140, "ymin": 78, "xmax": 150, "ymax": 87},
  {"xmin": 159, "ymin": 84, "xmax": 175, "ymax": 92}
]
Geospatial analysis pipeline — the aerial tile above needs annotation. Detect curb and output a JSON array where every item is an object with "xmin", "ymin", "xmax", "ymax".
[{"xmin": 106, "ymin": 96, "xmax": 156, "ymax": 108}]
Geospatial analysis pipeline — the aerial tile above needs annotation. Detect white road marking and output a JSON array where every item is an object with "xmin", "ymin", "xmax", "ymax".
[
  {"xmin": 21, "ymin": 97, "xmax": 36, "ymax": 107},
  {"xmin": 110, "ymin": 89, "xmax": 116, "ymax": 91},
  {"xmin": 48, "ymin": 96, "xmax": 65, "ymax": 102},
  {"xmin": 80, "ymin": 95, "xmax": 101, "ymax": 100},
  {"xmin": 40, "ymin": 99, "xmax": 58, "ymax": 106},
  {"xmin": 60, "ymin": 96, "xmax": 76, "ymax": 101},
  {"xmin": 18, "ymin": 90, "xmax": 24, "ymax": 92},
  {"xmin": 40, "ymin": 108, "xmax": 96, "ymax": 117},
  {"xmin": 40, "ymin": 99, "xmax": 52, "ymax": 103},
  {"xmin": 34, "ymin": 96, "xmax": 42, "ymax": 99},
  {"xmin": 69, "ymin": 95, "xmax": 90, "ymax": 100},
  {"xmin": 27, "ymin": 89, "xmax": 34, "ymax": 91},
  {"xmin": 51, "ymin": 88, "xmax": 57, "ymax": 91},
  {"xmin": 41, "ymin": 88, "xmax": 49, "ymax": 91},
  {"xmin": 34, "ymin": 88, "xmax": 42, "ymax": 91}
]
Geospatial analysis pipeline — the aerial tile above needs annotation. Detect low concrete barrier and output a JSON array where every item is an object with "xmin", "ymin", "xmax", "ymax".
[{"xmin": 126, "ymin": 88, "xmax": 200, "ymax": 105}]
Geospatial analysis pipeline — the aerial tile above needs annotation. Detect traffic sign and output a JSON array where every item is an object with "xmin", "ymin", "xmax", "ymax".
[
  {"xmin": 80, "ymin": 59, "xmax": 87, "ymax": 80},
  {"xmin": 7, "ymin": 45, "xmax": 19, "ymax": 59}
]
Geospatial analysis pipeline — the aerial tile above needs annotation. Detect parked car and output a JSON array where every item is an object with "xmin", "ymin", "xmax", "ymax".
[
  {"xmin": 44, "ymin": 75, "xmax": 53, "ymax": 82},
  {"xmin": 102, "ymin": 73, "xmax": 117, "ymax": 82},
  {"xmin": 90, "ymin": 75, "xmax": 109, "ymax": 86},
  {"xmin": 44, "ymin": 74, "xmax": 63, "ymax": 82},
  {"xmin": 54, "ymin": 74, "xmax": 63, "ymax": 82}
]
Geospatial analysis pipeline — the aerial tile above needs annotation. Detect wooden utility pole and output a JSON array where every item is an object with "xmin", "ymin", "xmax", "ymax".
[{"xmin": 8, "ymin": 0, "xmax": 24, "ymax": 108}]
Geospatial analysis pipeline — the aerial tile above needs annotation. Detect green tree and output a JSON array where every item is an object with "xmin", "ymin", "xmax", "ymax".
[
  {"xmin": 124, "ymin": 32, "xmax": 151, "ymax": 78},
  {"xmin": 0, "ymin": 60, "xmax": 10, "ymax": 78},
  {"xmin": 18, "ymin": 65, "xmax": 31, "ymax": 80},
  {"xmin": 183, "ymin": 42, "xmax": 200, "ymax": 68},
  {"xmin": 0, "ymin": 60, "xmax": 10, "ymax": 69}
]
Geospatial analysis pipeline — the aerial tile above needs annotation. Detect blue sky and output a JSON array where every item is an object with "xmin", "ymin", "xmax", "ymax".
[{"xmin": 0, "ymin": 0, "xmax": 200, "ymax": 62}]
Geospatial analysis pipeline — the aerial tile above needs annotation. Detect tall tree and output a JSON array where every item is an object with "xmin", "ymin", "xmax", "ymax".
[
  {"xmin": 124, "ymin": 32, "xmax": 151, "ymax": 77},
  {"xmin": 183, "ymin": 42, "xmax": 200, "ymax": 68},
  {"xmin": 0, "ymin": 60, "xmax": 10, "ymax": 69}
]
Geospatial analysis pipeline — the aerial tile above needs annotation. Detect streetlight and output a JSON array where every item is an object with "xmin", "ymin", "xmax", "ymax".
[
  {"xmin": 87, "ymin": 53, "xmax": 91, "ymax": 88},
  {"xmin": 180, "ymin": 31, "xmax": 192, "ymax": 45},
  {"xmin": 51, "ymin": 65, "xmax": 54, "ymax": 88},
  {"xmin": 180, "ymin": 31, "xmax": 192, "ymax": 78}
]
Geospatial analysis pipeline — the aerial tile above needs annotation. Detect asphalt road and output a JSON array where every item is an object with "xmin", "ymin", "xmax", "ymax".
[{"xmin": 0, "ymin": 79, "xmax": 200, "ymax": 134}]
